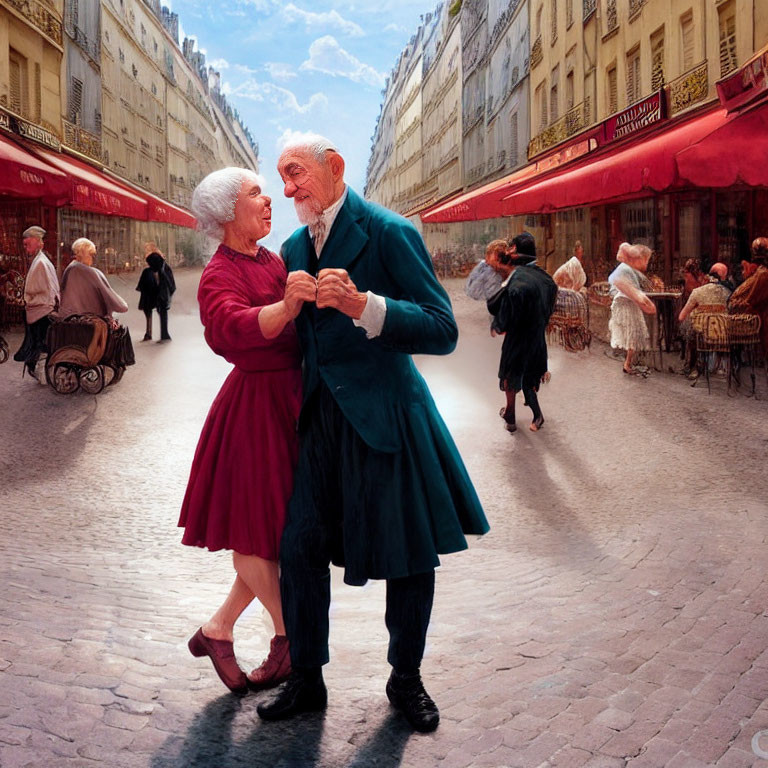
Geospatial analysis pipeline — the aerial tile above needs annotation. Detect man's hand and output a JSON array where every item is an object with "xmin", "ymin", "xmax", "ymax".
[
  {"xmin": 316, "ymin": 268, "xmax": 367, "ymax": 319},
  {"xmin": 284, "ymin": 270, "xmax": 318, "ymax": 319}
]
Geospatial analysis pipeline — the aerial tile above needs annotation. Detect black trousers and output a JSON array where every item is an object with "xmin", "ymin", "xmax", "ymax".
[
  {"xmin": 280, "ymin": 385, "xmax": 435, "ymax": 672},
  {"xmin": 144, "ymin": 308, "xmax": 170, "ymax": 339},
  {"xmin": 14, "ymin": 315, "xmax": 51, "ymax": 370}
]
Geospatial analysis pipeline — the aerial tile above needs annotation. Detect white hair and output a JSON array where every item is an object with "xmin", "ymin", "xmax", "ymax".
[
  {"xmin": 72, "ymin": 237, "xmax": 95, "ymax": 256},
  {"xmin": 280, "ymin": 132, "xmax": 339, "ymax": 163},
  {"xmin": 191, "ymin": 167, "xmax": 266, "ymax": 240}
]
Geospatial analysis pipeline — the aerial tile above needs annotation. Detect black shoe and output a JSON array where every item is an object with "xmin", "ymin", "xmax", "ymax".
[
  {"xmin": 256, "ymin": 669, "xmax": 327, "ymax": 721},
  {"xmin": 386, "ymin": 670, "xmax": 439, "ymax": 733},
  {"xmin": 141, "ymin": 334, "xmax": 152, "ymax": 342}
]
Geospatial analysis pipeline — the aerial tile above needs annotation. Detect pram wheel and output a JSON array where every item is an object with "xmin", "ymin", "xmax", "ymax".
[
  {"xmin": 79, "ymin": 366, "xmax": 105, "ymax": 395},
  {"xmin": 47, "ymin": 362, "xmax": 79, "ymax": 394}
]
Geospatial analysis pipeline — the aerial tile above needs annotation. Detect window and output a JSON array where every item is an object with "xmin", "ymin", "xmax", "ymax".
[
  {"xmin": 119, "ymin": 47, "xmax": 125, "ymax": 63},
  {"xmin": 536, "ymin": 5, "xmax": 543, "ymax": 38},
  {"xmin": 626, "ymin": 47, "xmax": 641, "ymax": 104},
  {"xmin": 651, "ymin": 27, "xmax": 664, "ymax": 90},
  {"xmin": 8, "ymin": 48, "xmax": 28, "ymax": 118},
  {"xmin": 718, "ymin": 2, "xmax": 737, "ymax": 77},
  {"xmin": 680, "ymin": 11, "xmax": 694, "ymax": 72},
  {"xmin": 566, "ymin": 0, "xmax": 573, "ymax": 27},
  {"xmin": 69, "ymin": 76, "xmax": 83, "ymax": 124},
  {"xmin": 566, "ymin": 69, "xmax": 575, "ymax": 110},
  {"xmin": 510, "ymin": 112, "xmax": 518, "ymax": 166},
  {"xmin": 33, "ymin": 63, "xmax": 41, "ymax": 122},
  {"xmin": 550, "ymin": 65, "xmax": 560, "ymax": 121},
  {"xmin": 536, "ymin": 82, "xmax": 548, "ymax": 130},
  {"xmin": 607, "ymin": 64, "xmax": 618, "ymax": 113},
  {"xmin": 551, "ymin": 0, "xmax": 557, "ymax": 44},
  {"xmin": 68, "ymin": 0, "xmax": 79, "ymax": 30}
]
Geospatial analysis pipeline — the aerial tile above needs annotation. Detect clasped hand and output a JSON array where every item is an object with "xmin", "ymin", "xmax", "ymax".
[{"xmin": 284, "ymin": 268, "xmax": 367, "ymax": 320}]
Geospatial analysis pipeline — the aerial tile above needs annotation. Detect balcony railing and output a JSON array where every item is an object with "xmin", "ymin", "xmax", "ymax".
[
  {"xmin": 605, "ymin": 0, "xmax": 618, "ymax": 34},
  {"xmin": 527, "ymin": 102, "xmax": 585, "ymax": 158},
  {"xmin": 629, "ymin": 0, "xmax": 645, "ymax": 21},
  {"xmin": 530, "ymin": 36, "xmax": 543, "ymax": 69},
  {"xmin": 667, "ymin": 61, "xmax": 708, "ymax": 116},
  {"xmin": 583, "ymin": 0, "xmax": 596, "ymax": 21},
  {"xmin": 63, "ymin": 120, "xmax": 102, "ymax": 163},
  {"xmin": 5, "ymin": 0, "xmax": 62, "ymax": 46}
]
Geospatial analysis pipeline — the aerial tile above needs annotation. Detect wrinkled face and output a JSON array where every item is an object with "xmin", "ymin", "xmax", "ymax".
[
  {"xmin": 76, "ymin": 244, "xmax": 96, "ymax": 266},
  {"xmin": 277, "ymin": 148, "xmax": 336, "ymax": 225},
  {"xmin": 23, "ymin": 236, "xmax": 41, "ymax": 256},
  {"xmin": 232, "ymin": 175, "xmax": 272, "ymax": 242}
]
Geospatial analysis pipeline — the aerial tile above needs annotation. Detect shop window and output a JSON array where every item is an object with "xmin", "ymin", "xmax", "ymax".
[
  {"xmin": 650, "ymin": 27, "xmax": 664, "ymax": 91},
  {"xmin": 680, "ymin": 10, "xmax": 694, "ymax": 72},
  {"xmin": 718, "ymin": 2, "xmax": 737, "ymax": 77},
  {"xmin": 626, "ymin": 46, "xmax": 641, "ymax": 104},
  {"xmin": 550, "ymin": 65, "xmax": 560, "ymax": 121},
  {"xmin": 69, "ymin": 76, "xmax": 83, "ymax": 124},
  {"xmin": 607, "ymin": 64, "xmax": 617, "ymax": 114},
  {"xmin": 8, "ymin": 48, "xmax": 28, "ymax": 118}
]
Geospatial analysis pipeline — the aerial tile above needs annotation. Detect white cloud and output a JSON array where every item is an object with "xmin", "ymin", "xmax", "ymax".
[
  {"xmin": 299, "ymin": 36, "xmax": 385, "ymax": 88},
  {"xmin": 208, "ymin": 57, "xmax": 230, "ymax": 70},
  {"xmin": 282, "ymin": 4, "xmax": 364, "ymax": 37},
  {"xmin": 265, "ymin": 62, "xmax": 297, "ymax": 80},
  {"xmin": 383, "ymin": 23, "xmax": 405, "ymax": 33},
  {"xmin": 232, "ymin": 80, "xmax": 328, "ymax": 114}
]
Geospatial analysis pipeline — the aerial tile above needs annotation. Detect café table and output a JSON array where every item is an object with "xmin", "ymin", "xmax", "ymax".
[{"xmin": 646, "ymin": 291, "xmax": 682, "ymax": 369}]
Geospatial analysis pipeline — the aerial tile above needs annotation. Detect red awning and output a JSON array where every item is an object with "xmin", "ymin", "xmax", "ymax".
[
  {"xmin": 676, "ymin": 102, "xmax": 768, "ymax": 188},
  {"xmin": 0, "ymin": 132, "xmax": 69, "ymax": 202},
  {"xmin": 499, "ymin": 107, "xmax": 728, "ymax": 216},
  {"xmin": 144, "ymin": 193, "xmax": 196, "ymax": 229},
  {"xmin": 30, "ymin": 147, "xmax": 148, "ymax": 219}
]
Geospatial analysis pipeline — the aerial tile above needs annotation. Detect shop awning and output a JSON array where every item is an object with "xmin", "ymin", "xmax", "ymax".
[
  {"xmin": 30, "ymin": 146, "xmax": 148, "ymax": 220},
  {"xmin": 0, "ymin": 132, "xmax": 69, "ymax": 202},
  {"xmin": 144, "ymin": 193, "xmax": 196, "ymax": 229},
  {"xmin": 499, "ymin": 107, "xmax": 728, "ymax": 216},
  {"xmin": 676, "ymin": 102, "xmax": 768, "ymax": 188}
]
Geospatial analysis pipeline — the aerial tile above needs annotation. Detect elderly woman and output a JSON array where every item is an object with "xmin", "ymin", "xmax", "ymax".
[
  {"xmin": 178, "ymin": 168, "xmax": 316, "ymax": 694},
  {"xmin": 58, "ymin": 238, "xmax": 129, "ymax": 318},
  {"xmin": 552, "ymin": 241, "xmax": 587, "ymax": 292},
  {"xmin": 729, "ymin": 237, "xmax": 768, "ymax": 356},
  {"xmin": 608, "ymin": 243, "xmax": 656, "ymax": 375}
]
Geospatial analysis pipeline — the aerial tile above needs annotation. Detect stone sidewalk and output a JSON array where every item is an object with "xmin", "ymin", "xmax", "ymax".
[{"xmin": 1, "ymin": 271, "xmax": 768, "ymax": 767}]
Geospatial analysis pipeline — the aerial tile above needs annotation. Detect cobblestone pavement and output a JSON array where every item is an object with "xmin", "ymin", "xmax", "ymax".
[{"xmin": 1, "ymin": 270, "xmax": 768, "ymax": 768}]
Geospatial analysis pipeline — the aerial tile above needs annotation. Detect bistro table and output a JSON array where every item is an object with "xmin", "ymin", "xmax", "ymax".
[{"xmin": 646, "ymin": 291, "xmax": 682, "ymax": 369}]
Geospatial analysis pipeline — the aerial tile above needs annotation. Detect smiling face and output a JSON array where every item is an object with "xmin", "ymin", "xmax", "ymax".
[
  {"xmin": 223, "ymin": 173, "xmax": 272, "ymax": 249},
  {"xmin": 277, "ymin": 148, "xmax": 340, "ymax": 225}
]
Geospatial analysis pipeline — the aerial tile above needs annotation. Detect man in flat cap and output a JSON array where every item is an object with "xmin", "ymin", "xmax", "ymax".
[
  {"xmin": 486, "ymin": 232, "xmax": 557, "ymax": 433},
  {"xmin": 13, "ymin": 226, "xmax": 60, "ymax": 380}
]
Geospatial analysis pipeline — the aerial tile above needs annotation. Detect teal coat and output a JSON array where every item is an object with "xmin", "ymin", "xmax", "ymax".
[{"xmin": 282, "ymin": 188, "xmax": 489, "ymax": 550}]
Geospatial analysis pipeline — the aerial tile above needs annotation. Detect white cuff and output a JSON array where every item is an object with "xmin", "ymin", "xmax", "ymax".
[{"xmin": 353, "ymin": 291, "xmax": 387, "ymax": 338}]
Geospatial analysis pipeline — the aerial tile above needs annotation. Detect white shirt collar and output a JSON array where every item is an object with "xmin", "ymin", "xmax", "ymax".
[{"xmin": 311, "ymin": 186, "xmax": 348, "ymax": 256}]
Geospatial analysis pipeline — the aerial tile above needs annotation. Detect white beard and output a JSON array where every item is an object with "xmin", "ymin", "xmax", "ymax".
[{"xmin": 294, "ymin": 198, "xmax": 323, "ymax": 226}]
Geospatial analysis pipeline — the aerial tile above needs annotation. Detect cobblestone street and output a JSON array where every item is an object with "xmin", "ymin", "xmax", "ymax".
[{"xmin": 2, "ymin": 270, "xmax": 768, "ymax": 768}]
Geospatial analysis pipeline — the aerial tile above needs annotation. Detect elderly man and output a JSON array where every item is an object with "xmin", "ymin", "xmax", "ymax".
[
  {"xmin": 13, "ymin": 226, "xmax": 59, "ymax": 379},
  {"xmin": 256, "ymin": 134, "xmax": 488, "ymax": 732},
  {"xmin": 59, "ymin": 238, "xmax": 129, "ymax": 318}
]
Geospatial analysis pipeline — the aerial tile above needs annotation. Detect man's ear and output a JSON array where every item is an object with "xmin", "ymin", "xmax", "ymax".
[{"xmin": 328, "ymin": 152, "xmax": 345, "ymax": 182}]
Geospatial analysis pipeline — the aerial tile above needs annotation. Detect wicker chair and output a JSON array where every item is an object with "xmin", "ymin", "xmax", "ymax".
[{"xmin": 547, "ymin": 288, "xmax": 591, "ymax": 352}]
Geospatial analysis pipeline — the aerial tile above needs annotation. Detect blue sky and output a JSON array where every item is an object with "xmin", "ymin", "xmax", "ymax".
[{"xmin": 167, "ymin": 0, "xmax": 437, "ymax": 250}]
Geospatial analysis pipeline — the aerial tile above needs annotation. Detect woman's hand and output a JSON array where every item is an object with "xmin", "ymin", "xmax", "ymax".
[
  {"xmin": 284, "ymin": 270, "xmax": 318, "ymax": 319},
  {"xmin": 639, "ymin": 294, "xmax": 657, "ymax": 314}
]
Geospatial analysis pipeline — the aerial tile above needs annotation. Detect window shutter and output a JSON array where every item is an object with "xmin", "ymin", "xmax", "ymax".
[
  {"xmin": 551, "ymin": 0, "xmax": 557, "ymax": 43},
  {"xmin": 34, "ymin": 63, "xmax": 41, "ymax": 121},
  {"xmin": 681, "ymin": 12, "xmax": 694, "ymax": 72},
  {"xmin": 719, "ymin": 7, "xmax": 737, "ymax": 77},
  {"xmin": 9, "ymin": 57, "xmax": 21, "ymax": 115},
  {"xmin": 651, "ymin": 28, "xmax": 665, "ymax": 90},
  {"xmin": 70, "ymin": 77, "xmax": 84, "ymax": 124},
  {"xmin": 608, "ymin": 66, "xmax": 618, "ymax": 113},
  {"xmin": 510, "ymin": 112, "xmax": 518, "ymax": 166}
]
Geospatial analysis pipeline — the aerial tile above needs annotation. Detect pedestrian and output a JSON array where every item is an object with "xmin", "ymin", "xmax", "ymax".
[
  {"xmin": 256, "ymin": 133, "xmax": 489, "ymax": 733},
  {"xmin": 59, "ymin": 238, "xmax": 129, "ymax": 318},
  {"xmin": 608, "ymin": 243, "xmax": 656, "ymax": 375},
  {"xmin": 136, "ymin": 251, "xmax": 175, "ymax": 342},
  {"xmin": 465, "ymin": 240, "xmax": 504, "ymax": 301},
  {"xmin": 179, "ymin": 167, "xmax": 316, "ymax": 694},
  {"xmin": 486, "ymin": 232, "xmax": 557, "ymax": 433},
  {"xmin": 552, "ymin": 240, "xmax": 588, "ymax": 292},
  {"xmin": 13, "ymin": 226, "xmax": 59, "ymax": 381}
]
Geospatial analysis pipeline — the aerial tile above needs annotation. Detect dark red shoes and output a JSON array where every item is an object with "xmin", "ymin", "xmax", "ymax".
[
  {"xmin": 247, "ymin": 634, "xmax": 292, "ymax": 690},
  {"xmin": 188, "ymin": 628, "xmax": 248, "ymax": 694}
]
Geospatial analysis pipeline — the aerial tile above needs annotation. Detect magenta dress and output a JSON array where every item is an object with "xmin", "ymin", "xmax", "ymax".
[{"xmin": 178, "ymin": 244, "xmax": 302, "ymax": 559}]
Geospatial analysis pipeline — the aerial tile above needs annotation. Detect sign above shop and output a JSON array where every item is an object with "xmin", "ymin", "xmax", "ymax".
[
  {"xmin": 717, "ymin": 47, "xmax": 768, "ymax": 112},
  {"xmin": 534, "ymin": 138, "xmax": 596, "ymax": 174},
  {"xmin": 604, "ymin": 90, "xmax": 665, "ymax": 142},
  {"xmin": 0, "ymin": 106, "xmax": 61, "ymax": 151}
]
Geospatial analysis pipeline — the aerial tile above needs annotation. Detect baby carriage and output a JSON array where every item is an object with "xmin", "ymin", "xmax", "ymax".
[
  {"xmin": 45, "ymin": 313, "xmax": 135, "ymax": 394},
  {"xmin": 547, "ymin": 288, "xmax": 591, "ymax": 352}
]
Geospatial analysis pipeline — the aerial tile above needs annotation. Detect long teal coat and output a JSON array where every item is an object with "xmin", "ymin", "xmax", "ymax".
[{"xmin": 282, "ymin": 188, "xmax": 488, "ymax": 577}]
